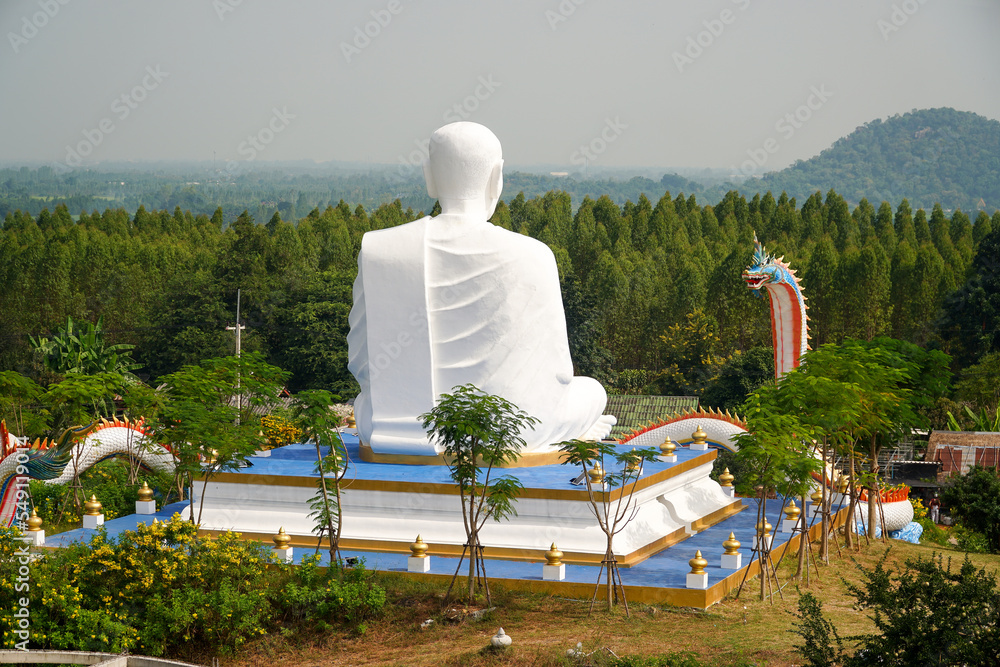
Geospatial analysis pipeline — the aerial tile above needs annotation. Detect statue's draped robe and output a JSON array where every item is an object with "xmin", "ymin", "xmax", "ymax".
[{"xmin": 348, "ymin": 216, "xmax": 608, "ymax": 456}]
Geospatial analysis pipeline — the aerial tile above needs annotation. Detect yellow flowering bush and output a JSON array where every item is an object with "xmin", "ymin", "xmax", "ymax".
[
  {"xmin": 260, "ymin": 414, "xmax": 301, "ymax": 450},
  {"xmin": 911, "ymin": 497, "xmax": 928, "ymax": 520},
  {"xmin": 0, "ymin": 515, "xmax": 385, "ymax": 658}
]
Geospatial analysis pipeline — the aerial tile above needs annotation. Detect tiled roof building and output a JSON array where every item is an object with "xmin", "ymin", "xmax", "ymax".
[
  {"xmin": 926, "ymin": 430, "xmax": 1000, "ymax": 481},
  {"xmin": 604, "ymin": 395, "xmax": 699, "ymax": 440}
]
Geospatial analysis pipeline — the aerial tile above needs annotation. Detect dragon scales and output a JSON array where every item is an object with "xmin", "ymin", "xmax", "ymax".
[{"xmin": 0, "ymin": 418, "xmax": 174, "ymax": 528}]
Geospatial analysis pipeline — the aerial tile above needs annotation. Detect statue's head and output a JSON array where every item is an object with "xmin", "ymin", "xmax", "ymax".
[{"xmin": 424, "ymin": 122, "xmax": 504, "ymax": 218}]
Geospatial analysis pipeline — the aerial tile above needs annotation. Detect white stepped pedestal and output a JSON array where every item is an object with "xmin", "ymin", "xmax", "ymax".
[
  {"xmin": 781, "ymin": 519, "xmax": 799, "ymax": 533},
  {"xmin": 82, "ymin": 514, "xmax": 104, "ymax": 529},
  {"xmin": 193, "ymin": 448, "xmax": 744, "ymax": 565},
  {"xmin": 686, "ymin": 572, "xmax": 708, "ymax": 589},
  {"xmin": 273, "ymin": 547, "xmax": 293, "ymax": 563},
  {"xmin": 755, "ymin": 535, "xmax": 773, "ymax": 552},
  {"xmin": 407, "ymin": 556, "xmax": 431, "ymax": 573},
  {"xmin": 135, "ymin": 500, "xmax": 157, "ymax": 515},
  {"xmin": 689, "ymin": 442, "xmax": 708, "ymax": 452},
  {"xmin": 543, "ymin": 563, "xmax": 566, "ymax": 581},
  {"xmin": 720, "ymin": 553, "xmax": 741, "ymax": 570},
  {"xmin": 720, "ymin": 486, "xmax": 735, "ymax": 498},
  {"xmin": 659, "ymin": 454, "xmax": 677, "ymax": 463},
  {"xmin": 28, "ymin": 530, "xmax": 45, "ymax": 547}
]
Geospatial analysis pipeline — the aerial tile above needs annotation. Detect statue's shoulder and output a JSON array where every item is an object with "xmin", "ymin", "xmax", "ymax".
[
  {"xmin": 484, "ymin": 224, "xmax": 554, "ymax": 258},
  {"xmin": 361, "ymin": 216, "xmax": 431, "ymax": 251}
]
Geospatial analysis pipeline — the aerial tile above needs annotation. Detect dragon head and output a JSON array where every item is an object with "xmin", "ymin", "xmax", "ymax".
[{"xmin": 742, "ymin": 234, "xmax": 786, "ymax": 291}]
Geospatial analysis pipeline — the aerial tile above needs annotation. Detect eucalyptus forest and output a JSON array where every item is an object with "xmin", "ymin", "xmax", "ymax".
[{"xmin": 2, "ymin": 185, "xmax": 997, "ymax": 431}]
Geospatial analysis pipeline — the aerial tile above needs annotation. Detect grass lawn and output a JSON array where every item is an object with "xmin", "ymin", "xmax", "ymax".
[{"xmin": 223, "ymin": 538, "xmax": 1000, "ymax": 667}]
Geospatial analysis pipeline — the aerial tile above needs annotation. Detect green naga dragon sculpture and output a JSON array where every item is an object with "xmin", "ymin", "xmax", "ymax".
[
  {"xmin": 1, "ymin": 417, "xmax": 173, "ymax": 528},
  {"xmin": 741, "ymin": 233, "xmax": 809, "ymax": 379}
]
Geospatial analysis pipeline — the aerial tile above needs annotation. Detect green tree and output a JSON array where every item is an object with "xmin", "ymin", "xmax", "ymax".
[
  {"xmin": 148, "ymin": 353, "xmax": 288, "ymax": 523},
  {"xmin": 293, "ymin": 389, "xmax": 347, "ymax": 565},
  {"xmin": 40, "ymin": 372, "xmax": 123, "ymax": 512},
  {"xmin": 419, "ymin": 384, "xmax": 537, "ymax": 607},
  {"xmin": 117, "ymin": 381, "xmax": 165, "ymax": 485},
  {"xmin": 655, "ymin": 308, "xmax": 729, "ymax": 395},
  {"xmin": 802, "ymin": 237, "xmax": 838, "ymax": 346},
  {"xmin": 955, "ymin": 351, "xmax": 1000, "ymax": 414},
  {"xmin": 0, "ymin": 370, "xmax": 48, "ymax": 437},
  {"xmin": 735, "ymin": 380, "xmax": 821, "ymax": 590},
  {"xmin": 941, "ymin": 466, "xmax": 1000, "ymax": 553},
  {"xmin": 939, "ymin": 225, "xmax": 1000, "ymax": 366},
  {"xmin": 561, "ymin": 273, "xmax": 615, "ymax": 387},
  {"xmin": 264, "ymin": 271, "xmax": 358, "ymax": 395},
  {"xmin": 559, "ymin": 439, "xmax": 659, "ymax": 613},
  {"xmin": 700, "ymin": 346, "xmax": 774, "ymax": 412}
]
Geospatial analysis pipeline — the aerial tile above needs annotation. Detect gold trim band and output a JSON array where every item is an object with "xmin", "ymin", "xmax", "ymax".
[{"xmin": 357, "ymin": 442, "xmax": 568, "ymax": 467}]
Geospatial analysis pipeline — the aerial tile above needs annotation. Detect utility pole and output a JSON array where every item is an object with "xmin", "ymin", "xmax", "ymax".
[
  {"xmin": 226, "ymin": 288, "xmax": 245, "ymax": 358},
  {"xmin": 226, "ymin": 289, "xmax": 246, "ymax": 424}
]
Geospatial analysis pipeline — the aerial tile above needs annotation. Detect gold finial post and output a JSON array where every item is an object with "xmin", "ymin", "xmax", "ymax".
[
  {"xmin": 719, "ymin": 467, "xmax": 734, "ymax": 487},
  {"xmin": 755, "ymin": 518, "xmax": 773, "ymax": 551},
  {"xmin": 836, "ymin": 473, "xmax": 850, "ymax": 494},
  {"xmin": 136, "ymin": 480, "xmax": 157, "ymax": 515},
  {"xmin": 273, "ymin": 527, "xmax": 292, "ymax": 550},
  {"xmin": 720, "ymin": 532, "xmax": 742, "ymax": 569},
  {"xmin": 587, "ymin": 461, "xmax": 605, "ymax": 485},
  {"xmin": 410, "ymin": 534, "xmax": 428, "ymax": 558},
  {"xmin": 690, "ymin": 424, "xmax": 709, "ymax": 451},
  {"xmin": 82, "ymin": 494, "xmax": 104, "ymax": 529},
  {"xmin": 84, "ymin": 495, "xmax": 102, "ymax": 516},
  {"xmin": 542, "ymin": 542, "xmax": 566, "ymax": 580},
  {"xmin": 407, "ymin": 534, "xmax": 432, "ymax": 572},
  {"xmin": 686, "ymin": 549, "xmax": 710, "ymax": 588},
  {"xmin": 659, "ymin": 437, "xmax": 677, "ymax": 461},
  {"xmin": 625, "ymin": 447, "xmax": 640, "ymax": 473},
  {"xmin": 781, "ymin": 499, "xmax": 803, "ymax": 533},
  {"xmin": 27, "ymin": 508, "xmax": 43, "ymax": 532},
  {"xmin": 137, "ymin": 481, "xmax": 154, "ymax": 502},
  {"xmin": 688, "ymin": 550, "xmax": 707, "ymax": 574}
]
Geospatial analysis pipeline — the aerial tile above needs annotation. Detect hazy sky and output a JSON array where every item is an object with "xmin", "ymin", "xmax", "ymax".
[{"xmin": 2, "ymin": 0, "xmax": 998, "ymax": 174}]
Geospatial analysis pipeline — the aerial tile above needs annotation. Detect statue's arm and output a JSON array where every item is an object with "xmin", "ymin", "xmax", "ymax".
[
  {"xmin": 346, "ymin": 266, "xmax": 369, "ymax": 387},
  {"xmin": 523, "ymin": 238, "xmax": 576, "ymax": 384}
]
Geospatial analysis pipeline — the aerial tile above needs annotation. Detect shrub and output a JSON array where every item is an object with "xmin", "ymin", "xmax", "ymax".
[
  {"xmin": 915, "ymin": 517, "xmax": 949, "ymax": 546},
  {"xmin": 940, "ymin": 465, "xmax": 1000, "ymax": 553},
  {"xmin": 793, "ymin": 551, "xmax": 1000, "ymax": 665},
  {"xmin": 275, "ymin": 554, "xmax": 386, "ymax": 631},
  {"xmin": 953, "ymin": 525, "xmax": 990, "ymax": 554},
  {"xmin": 0, "ymin": 514, "xmax": 384, "ymax": 658},
  {"xmin": 260, "ymin": 414, "xmax": 301, "ymax": 449},
  {"xmin": 790, "ymin": 593, "xmax": 846, "ymax": 667}
]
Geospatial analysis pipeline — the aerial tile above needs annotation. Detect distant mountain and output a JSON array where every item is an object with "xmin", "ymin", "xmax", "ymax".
[{"xmin": 741, "ymin": 108, "xmax": 1000, "ymax": 212}]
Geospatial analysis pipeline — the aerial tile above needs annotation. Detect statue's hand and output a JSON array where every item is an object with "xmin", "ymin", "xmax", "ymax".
[{"xmin": 582, "ymin": 414, "xmax": 617, "ymax": 441}]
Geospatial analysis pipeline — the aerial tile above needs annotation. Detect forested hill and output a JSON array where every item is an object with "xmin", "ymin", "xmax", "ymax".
[{"xmin": 742, "ymin": 108, "xmax": 1000, "ymax": 212}]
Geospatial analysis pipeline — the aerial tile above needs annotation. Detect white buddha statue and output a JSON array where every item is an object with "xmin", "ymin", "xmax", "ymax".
[{"xmin": 347, "ymin": 122, "xmax": 615, "ymax": 460}]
